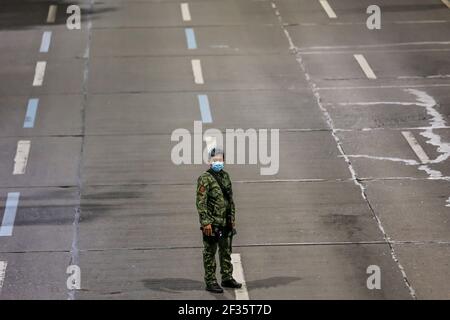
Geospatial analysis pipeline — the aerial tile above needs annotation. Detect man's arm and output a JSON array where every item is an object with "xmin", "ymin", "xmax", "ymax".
[
  {"xmin": 230, "ymin": 186, "xmax": 236, "ymax": 224},
  {"xmin": 225, "ymin": 172, "xmax": 236, "ymax": 224},
  {"xmin": 196, "ymin": 175, "xmax": 213, "ymax": 227}
]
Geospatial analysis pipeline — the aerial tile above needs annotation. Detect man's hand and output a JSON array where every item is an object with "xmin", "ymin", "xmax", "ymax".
[{"xmin": 202, "ymin": 224, "xmax": 212, "ymax": 236}]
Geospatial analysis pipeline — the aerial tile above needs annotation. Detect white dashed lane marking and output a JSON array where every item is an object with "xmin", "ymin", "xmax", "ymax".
[
  {"xmin": 47, "ymin": 5, "xmax": 57, "ymax": 23},
  {"xmin": 0, "ymin": 192, "xmax": 20, "ymax": 237},
  {"xmin": 319, "ymin": 0, "xmax": 337, "ymax": 19},
  {"xmin": 185, "ymin": 28, "xmax": 197, "ymax": 50},
  {"xmin": 191, "ymin": 59, "xmax": 204, "ymax": 84},
  {"xmin": 13, "ymin": 140, "xmax": 31, "ymax": 175},
  {"xmin": 231, "ymin": 253, "xmax": 249, "ymax": 300},
  {"xmin": 401, "ymin": 131, "xmax": 430, "ymax": 164},
  {"xmin": 181, "ymin": 3, "xmax": 192, "ymax": 21},
  {"xmin": 24, "ymin": 98, "xmax": 39, "ymax": 129},
  {"xmin": 198, "ymin": 94, "xmax": 212, "ymax": 123},
  {"xmin": 39, "ymin": 31, "xmax": 52, "ymax": 53},
  {"xmin": 32, "ymin": 61, "xmax": 47, "ymax": 86},
  {"xmin": 353, "ymin": 54, "xmax": 377, "ymax": 79},
  {"xmin": 0, "ymin": 261, "xmax": 7, "ymax": 289}
]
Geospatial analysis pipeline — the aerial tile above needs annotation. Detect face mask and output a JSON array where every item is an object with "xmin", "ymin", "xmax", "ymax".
[{"xmin": 211, "ymin": 161, "xmax": 224, "ymax": 172}]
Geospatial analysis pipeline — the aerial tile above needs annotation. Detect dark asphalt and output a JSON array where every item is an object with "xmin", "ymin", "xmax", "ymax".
[{"xmin": 0, "ymin": 0, "xmax": 449, "ymax": 299}]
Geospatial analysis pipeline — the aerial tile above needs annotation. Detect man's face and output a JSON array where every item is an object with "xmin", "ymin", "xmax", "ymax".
[{"xmin": 210, "ymin": 154, "xmax": 224, "ymax": 164}]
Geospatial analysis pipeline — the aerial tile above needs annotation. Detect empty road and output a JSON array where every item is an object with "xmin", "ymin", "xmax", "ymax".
[{"xmin": 0, "ymin": 0, "xmax": 449, "ymax": 299}]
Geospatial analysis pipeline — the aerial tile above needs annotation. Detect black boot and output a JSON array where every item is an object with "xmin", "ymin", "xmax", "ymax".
[
  {"xmin": 221, "ymin": 279, "xmax": 242, "ymax": 289},
  {"xmin": 206, "ymin": 282, "xmax": 224, "ymax": 293}
]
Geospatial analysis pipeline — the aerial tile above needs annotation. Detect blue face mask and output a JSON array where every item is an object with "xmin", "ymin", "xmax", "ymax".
[{"xmin": 211, "ymin": 161, "xmax": 224, "ymax": 172}]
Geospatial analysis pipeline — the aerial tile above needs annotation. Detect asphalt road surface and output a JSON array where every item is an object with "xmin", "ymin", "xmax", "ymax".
[{"xmin": 0, "ymin": 0, "xmax": 449, "ymax": 300}]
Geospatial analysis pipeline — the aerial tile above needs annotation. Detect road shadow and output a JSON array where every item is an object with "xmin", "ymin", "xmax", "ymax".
[{"xmin": 143, "ymin": 276, "xmax": 302, "ymax": 299}]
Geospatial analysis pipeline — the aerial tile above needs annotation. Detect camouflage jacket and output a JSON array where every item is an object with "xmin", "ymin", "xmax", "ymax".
[{"xmin": 196, "ymin": 169, "xmax": 236, "ymax": 227}]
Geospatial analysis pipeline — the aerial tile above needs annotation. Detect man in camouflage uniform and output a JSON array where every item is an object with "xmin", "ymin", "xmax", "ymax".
[{"xmin": 196, "ymin": 147, "xmax": 242, "ymax": 293}]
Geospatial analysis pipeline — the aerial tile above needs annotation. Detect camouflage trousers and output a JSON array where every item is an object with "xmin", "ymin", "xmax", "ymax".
[{"xmin": 202, "ymin": 233, "xmax": 233, "ymax": 286}]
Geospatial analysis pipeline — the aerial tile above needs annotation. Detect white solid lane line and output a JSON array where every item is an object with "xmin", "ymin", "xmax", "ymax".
[
  {"xmin": 32, "ymin": 61, "xmax": 47, "ymax": 86},
  {"xmin": 191, "ymin": 59, "xmax": 204, "ymax": 84},
  {"xmin": 181, "ymin": 3, "xmax": 192, "ymax": 21},
  {"xmin": 47, "ymin": 5, "xmax": 57, "ymax": 23},
  {"xmin": 0, "ymin": 193, "xmax": 20, "ymax": 237},
  {"xmin": 319, "ymin": 0, "xmax": 337, "ymax": 19},
  {"xmin": 0, "ymin": 261, "xmax": 6, "ymax": 289},
  {"xmin": 13, "ymin": 141, "xmax": 31, "ymax": 175},
  {"xmin": 231, "ymin": 253, "xmax": 249, "ymax": 300},
  {"xmin": 353, "ymin": 54, "xmax": 377, "ymax": 79},
  {"xmin": 401, "ymin": 131, "xmax": 430, "ymax": 164}
]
